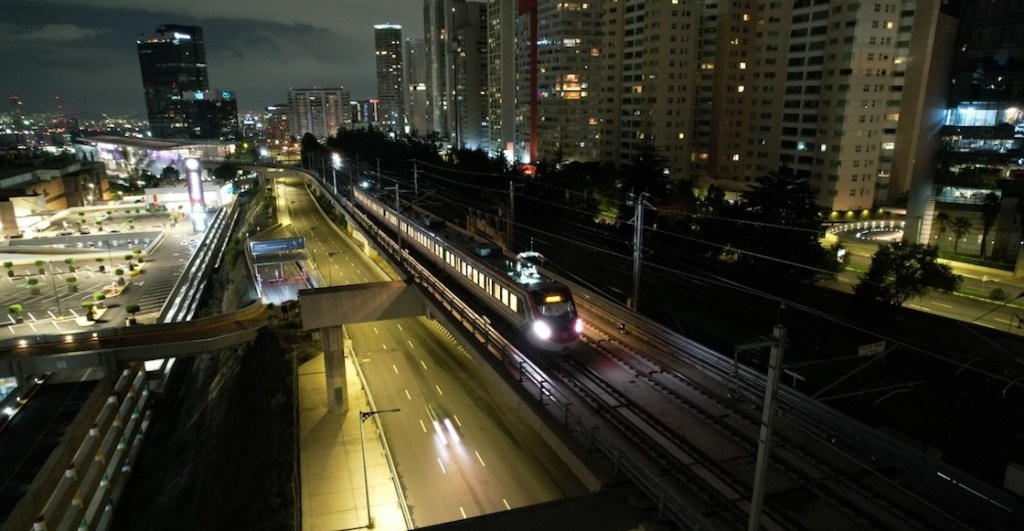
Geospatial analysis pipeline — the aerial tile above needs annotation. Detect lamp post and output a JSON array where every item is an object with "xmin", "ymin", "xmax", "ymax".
[
  {"xmin": 49, "ymin": 261, "xmax": 62, "ymax": 318},
  {"xmin": 359, "ymin": 408, "xmax": 400, "ymax": 529}
]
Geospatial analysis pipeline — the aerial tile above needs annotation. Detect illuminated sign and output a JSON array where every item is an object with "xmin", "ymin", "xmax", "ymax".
[
  {"xmin": 173, "ymin": 32, "xmax": 192, "ymax": 40},
  {"xmin": 184, "ymin": 158, "xmax": 205, "ymax": 211},
  {"xmin": 544, "ymin": 295, "xmax": 564, "ymax": 303}
]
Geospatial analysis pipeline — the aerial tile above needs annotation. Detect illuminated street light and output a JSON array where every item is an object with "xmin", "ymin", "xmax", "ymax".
[{"xmin": 359, "ymin": 408, "xmax": 400, "ymax": 529}]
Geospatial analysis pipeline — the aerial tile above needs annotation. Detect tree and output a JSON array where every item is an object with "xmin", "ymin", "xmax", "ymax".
[
  {"xmin": 34, "ymin": 259, "xmax": 46, "ymax": 275},
  {"xmin": 933, "ymin": 211, "xmax": 951, "ymax": 245},
  {"xmin": 126, "ymin": 304, "xmax": 141, "ymax": 325},
  {"xmin": 66, "ymin": 276, "xmax": 78, "ymax": 293},
  {"xmin": 854, "ymin": 241, "xmax": 962, "ymax": 306},
  {"xmin": 64, "ymin": 257, "xmax": 76, "ymax": 273},
  {"xmin": 979, "ymin": 192, "xmax": 1000, "ymax": 259},
  {"xmin": 115, "ymin": 268, "xmax": 126, "ymax": 286},
  {"xmin": 8, "ymin": 304, "xmax": 23, "ymax": 323},
  {"xmin": 27, "ymin": 277, "xmax": 40, "ymax": 295},
  {"xmin": 160, "ymin": 165, "xmax": 181, "ymax": 182},
  {"xmin": 82, "ymin": 302, "xmax": 95, "ymax": 321},
  {"xmin": 734, "ymin": 166, "xmax": 827, "ymax": 281},
  {"xmin": 950, "ymin": 216, "xmax": 972, "ymax": 254},
  {"xmin": 3, "ymin": 261, "xmax": 13, "ymax": 277},
  {"xmin": 96, "ymin": 256, "xmax": 106, "ymax": 272}
]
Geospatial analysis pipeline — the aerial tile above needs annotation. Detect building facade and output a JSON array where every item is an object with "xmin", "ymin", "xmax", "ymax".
[
  {"xmin": 404, "ymin": 39, "xmax": 431, "ymax": 136},
  {"xmin": 374, "ymin": 24, "xmax": 406, "ymax": 135}
]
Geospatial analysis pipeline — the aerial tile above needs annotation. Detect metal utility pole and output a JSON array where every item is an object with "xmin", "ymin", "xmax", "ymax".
[
  {"xmin": 413, "ymin": 162, "xmax": 419, "ymax": 200},
  {"xmin": 508, "ymin": 180, "xmax": 518, "ymax": 249},
  {"xmin": 748, "ymin": 305, "xmax": 787, "ymax": 531},
  {"xmin": 626, "ymin": 192, "xmax": 655, "ymax": 310},
  {"xmin": 386, "ymin": 185, "xmax": 401, "ymax": 248}
]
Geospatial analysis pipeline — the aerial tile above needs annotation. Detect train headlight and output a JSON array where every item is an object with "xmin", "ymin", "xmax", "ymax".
[
  {"xmin": 532, "ymin": 320, "xmax": 553, "ymax": 340},
  {"xmin": 574, "ymin": 318, "xmax": 584, "ymax": 334}
]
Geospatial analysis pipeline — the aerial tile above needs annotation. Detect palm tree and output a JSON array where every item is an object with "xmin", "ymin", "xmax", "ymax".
[
  {"xmin": 950, "ymin": 216, "xmax": 972, "ymax": 254},
  {"xmin": 979, "ymin": 192, "xmax": 1000, "ymax": 259}
]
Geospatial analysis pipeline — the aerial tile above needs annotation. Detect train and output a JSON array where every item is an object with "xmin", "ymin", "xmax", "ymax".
[{"xmin": 352, "ymin": 188, "xmax": 582, "ymax": 352}]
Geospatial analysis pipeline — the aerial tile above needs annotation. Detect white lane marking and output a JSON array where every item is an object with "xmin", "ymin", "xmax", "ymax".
[
  {"xmin": 475, "ymin": 451, "xmax": 486, "ymax": 467},
  {"xmin": 994, "ymin": 317, "xmax": 1010, "ymax": 324},
  {"xmin": 392, "ymin": 364, "xmax": 399, "ymax": 374},
  {"xmin": 437, "ymin": 458, "xmax": 447, "ymax": 474},
  {"xmin": 419, "ymin": 419, "xmax": 427, "ymax": 433},
  {"xmin": 397, "ymin": 323, "xmax": 404, "ymax": 331},
  {"xmin": 435, "ymin": 385, "xmax": 443, "ymax": 395},
  {"xmin": 404, "ymin": 389, "xmax": 412, "ymax": 400},
  {"xmin": 452, "ymin": 414, "xmax": 462, "ymax": 427},
  {"xmin": 933, "ymin": 302, "xmax": 953, "ymax": 309},
  {"xmin": 382, "ymin": 343, "xmax": 387, "ymax": 350},
  {"xmin": 459, "ymin": 507, "xmax": 467, "ymax": 519},
  {"xmin": 408, "ymin": 340, "xmax": 415, "ymax": 348},
  {"xmin": 420, "ymin": 360, "xmax": 428, "ymax": 370},
  {"xmin": 373, "ymin": 326, "xmax": 380, "ymax": 334},
  {"xmin": 502, "ymin": 499, "xmax": 510, "ymax": 510}
]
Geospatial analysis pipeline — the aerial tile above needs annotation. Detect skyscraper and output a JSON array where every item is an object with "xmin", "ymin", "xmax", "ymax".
[
  {"xmin": 374, "ymin": 24, "xmax": 406, "ymax": 135},
  {"xmin": 404, "ymin": 38, "xmax": 430, "ymax": 136},
  {"xmin": 136, "ymin": 24, "xmax": 238, "ymax": 141},
  {"xmin": 137, "ymin": 25, "xmax": 208, "ymax": 139}
]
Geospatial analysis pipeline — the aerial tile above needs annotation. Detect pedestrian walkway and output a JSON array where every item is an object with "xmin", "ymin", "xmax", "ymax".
[{"xmin": 298, "ymin": 351, "xmax": 408, "ymax": 531}]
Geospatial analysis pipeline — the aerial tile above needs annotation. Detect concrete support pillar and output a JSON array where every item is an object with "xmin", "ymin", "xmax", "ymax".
[{"xmin": 321, "ymin": 326, "xmax": 347, "ymax": 414}]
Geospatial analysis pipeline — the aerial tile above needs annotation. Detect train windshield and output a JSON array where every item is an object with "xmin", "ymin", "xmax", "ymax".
[{"xmin": 534, "ymin": 290, "xmax": 576, "ymax": 318}]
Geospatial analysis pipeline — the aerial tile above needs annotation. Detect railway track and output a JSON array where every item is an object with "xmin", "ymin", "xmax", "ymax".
[{"xmin": 558, "ymin": 322, "xmax": 943, "ymax": 530}]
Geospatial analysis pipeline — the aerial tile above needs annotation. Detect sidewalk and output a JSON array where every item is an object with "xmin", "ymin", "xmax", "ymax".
[{"xmin": 298, "ymin": 351, "xmax": 407, "ymax": 531}]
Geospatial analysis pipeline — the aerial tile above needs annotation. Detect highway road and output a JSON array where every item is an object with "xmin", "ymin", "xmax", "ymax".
[
  {"xmin": 276, "ymin": 171, "xmax": 589, "ymax": 527},
  {"xmin": 350, "ymin": 317, "xmax": 587, "ymax": 526}
]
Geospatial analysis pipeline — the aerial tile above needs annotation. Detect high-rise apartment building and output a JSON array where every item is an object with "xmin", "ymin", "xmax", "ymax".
[
  {"xmin": 487, "ymin": 0, "xmax": 520, "ymax": 162},
  {"xmin": 404, "ymin": 39, "xmax": 430, "ymax": 136},
  {"xmin": 451, "ymin": 1, "xmax": 489, "ymax": 150},
  {"xmin": 423, "ymin": 0, "xmax": 451, "ymax": 137},
  {"xmin": 288, "ymin": 88, "xmax": 351, "ymax": 140},
  {"xmin": 595, "ymin": 1, "xmax": 956, "ymax": 213},
  {"xmin": 374, "ymin": 24, "xmax": 406, "ymax": 134},
  {"xmin": 522, "ymin": 0, "xmax": 601, "ymax": 164},
  {"xmin": 599, "ymin": 1, "xmax": 701, "ymax": 178},
  {"xmin": 136, "ymin": 25, "xmax": 238, "ymax": 141}
]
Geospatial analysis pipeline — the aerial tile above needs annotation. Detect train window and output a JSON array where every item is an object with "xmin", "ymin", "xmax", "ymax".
[{"xmin": 509, "ymin": 294, "xmax": 519, "ymax": 313}]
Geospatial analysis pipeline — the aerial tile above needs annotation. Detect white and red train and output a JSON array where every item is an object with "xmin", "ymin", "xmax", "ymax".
[{"xmin": 352, "ymin": 188, "xmax": 582, "ymax": 352}]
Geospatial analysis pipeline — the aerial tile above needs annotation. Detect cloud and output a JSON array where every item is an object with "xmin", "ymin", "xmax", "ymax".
[
  {"xmin": 7, "ymin": 23, "xmax": 105, "ymax": 42},
  {"xmin": 0, "ymin": 1, "xmax": 396, "ymax": 115}
]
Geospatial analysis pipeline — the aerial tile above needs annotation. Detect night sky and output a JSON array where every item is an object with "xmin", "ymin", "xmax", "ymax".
[{"xmin": 0, "ymin": 0, "xmax": 423, "ymax": 117}]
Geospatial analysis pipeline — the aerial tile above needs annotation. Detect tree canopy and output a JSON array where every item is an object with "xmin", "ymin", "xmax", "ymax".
[
  {"xmin": 854, "ymin": 241, "xmax": 961, "ymax": 306},
  {"xmin": 732, "ymin": 166, "xmax": 829, "ymax": 281}
]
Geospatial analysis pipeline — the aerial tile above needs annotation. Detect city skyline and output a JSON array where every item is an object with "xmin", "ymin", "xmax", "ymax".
[{"xmin": 0, "ymin": 0, "xmax": 423, "ymax": 116}]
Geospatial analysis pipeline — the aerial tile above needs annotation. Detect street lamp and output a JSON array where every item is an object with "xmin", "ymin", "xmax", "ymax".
[
  {"xmin": 49, "ymin": 261, "xmax": 62, "ymax": 318},
  {"xmin": 359, "ymin": 408, "xmax": 400, "ymax": 529},
  {"xmin": 327, "ymin": 251, "xmax": 339, "ymax": 286}
]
